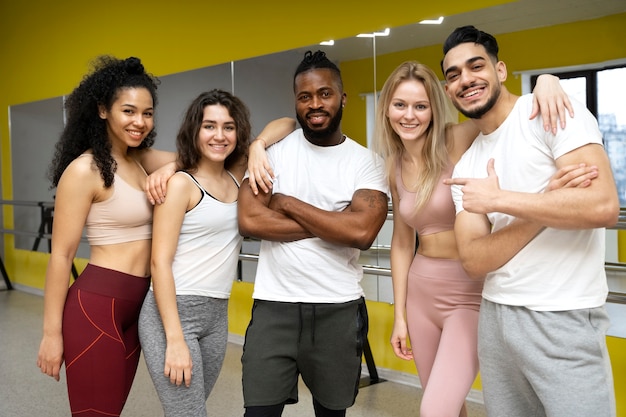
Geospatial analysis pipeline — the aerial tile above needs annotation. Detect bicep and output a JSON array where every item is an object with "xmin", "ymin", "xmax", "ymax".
[
  {"xmin": 50, "ymin": 170, "xmax": 97, "ymax": 257},
  {"xmin": 454, "ymin": 210, "xmax": 490, "ymax": 251},
  {"xmin": 350, "ymin": 189, "xmax": 388, "ymax": 220},
  {"xmin": 556, "ymin": 143, "xmax": 616, "ymax": 196},
  {"xmin": 151, "ymin": 176, "xmax": 190, "ymax": 264},
  {"xmin": 389, "ymin": 185, "xmax": 414, "ymax": 247},
  {"xmin": 237, "ymin": 179, "xmax": 272, "ymax": 227},
  {"xmin": 238, "ymin": 179, "xmax": 271, "ymax": 213}
]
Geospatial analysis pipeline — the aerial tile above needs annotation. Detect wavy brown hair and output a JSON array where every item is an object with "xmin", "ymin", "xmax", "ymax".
[{"xmin": 176, "ymin": 89, "xmax": 251, "ymax": 172}]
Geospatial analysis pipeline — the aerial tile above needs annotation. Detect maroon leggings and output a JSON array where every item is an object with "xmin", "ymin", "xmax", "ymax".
[{"xmin": 62, "ymin": 264, "xmax": 150, "ymax": 417}]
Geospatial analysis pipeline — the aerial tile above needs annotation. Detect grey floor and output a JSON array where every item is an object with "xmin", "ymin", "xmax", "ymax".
[{"xmin": 0, "ymin": 289, "xmax": 487, "ymax": 416}]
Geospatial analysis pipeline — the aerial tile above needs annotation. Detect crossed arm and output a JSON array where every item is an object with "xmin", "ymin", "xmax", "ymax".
[
  {"xmin": 446, "ymin": 144, "xmax": 619, "ymax": 279},
  {"xmin": 238, "ymin": 182, "xmax": 388, "ymax": 251}
]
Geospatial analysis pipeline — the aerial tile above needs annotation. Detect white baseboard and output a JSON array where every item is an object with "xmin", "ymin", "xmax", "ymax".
[{"xmin": 11, "ymin": 283, "xmax": 44, "ymax": 296}]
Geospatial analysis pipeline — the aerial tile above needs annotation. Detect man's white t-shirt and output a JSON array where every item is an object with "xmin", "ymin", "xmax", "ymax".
[
  {"xmin": 252, "ymin": 129, "xmax": 388, "ymax": 303},
  {"xmin": 451, "ymin": 94, "xmax": 608, "ymax": 311}
]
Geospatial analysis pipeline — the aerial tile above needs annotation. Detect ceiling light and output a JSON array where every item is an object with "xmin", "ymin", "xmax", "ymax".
[
  {"xmin": 320, "ymin": 40, "xmax": 335, "ymax": 46},
  {"xmin": 419, "ymin": 16, "xmax": 444, "ymax": 24},
  {"xmin": 356, "ymin": 28, "xmax": 390, "ymax": 38}
]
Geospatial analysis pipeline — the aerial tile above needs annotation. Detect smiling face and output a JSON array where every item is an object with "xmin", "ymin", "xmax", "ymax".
[
  {"xmin": 196, "ymin": 104, "xmax": 237, "ymax": 163},
  {"xmin": 99, "ymin": 87, "xmax": 155, "ymax": 149},
  {"xmin": 387, "ymin": 79, "xmax": 433, "ymax": 143},
  {"xmin": 442, "ymin": 42, "xmax": 507, "ymax": 119},
  {"xmin": 294, "ymin": 68, "xmax": 346, "ymax": 144}
]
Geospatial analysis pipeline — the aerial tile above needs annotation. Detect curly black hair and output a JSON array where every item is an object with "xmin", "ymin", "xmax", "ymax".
[
  {"xmin": 176, "ymin": 89, "xmax": 251, "ymax": 172},
  {"xmin": 48, "ymin": 56, "xmax": 159, "ymax": 188},
  {"xmin": 293, "ymin": 50, "xmax": 343, "ymax": 91}
]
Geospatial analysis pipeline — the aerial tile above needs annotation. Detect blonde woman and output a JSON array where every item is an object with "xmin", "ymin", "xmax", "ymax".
[{"xmin": 374, "ymin": 61, "xmax": 588, "ymax": 417}]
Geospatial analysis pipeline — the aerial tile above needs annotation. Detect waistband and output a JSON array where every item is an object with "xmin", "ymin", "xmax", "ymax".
[
  {"xmin": 411, "ymin": 252, "xmax": 474, "ymax": 281},
  {"xmin": 73, "ymin": 263, "xmax": 150, "ymax": 301}
]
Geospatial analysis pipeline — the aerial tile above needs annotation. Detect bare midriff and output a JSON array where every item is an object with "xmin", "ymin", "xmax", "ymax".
[
  {"xmin": 89, "ymin": 239, "xmax": 152, "ymax": 277},
  {"xmin": 416, "ymin": 229, "xmax": 460, "ymax": 260}
]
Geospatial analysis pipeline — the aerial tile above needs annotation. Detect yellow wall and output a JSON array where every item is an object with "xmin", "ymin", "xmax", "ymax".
[
  {"xmin": 2, "ymin": 3, "xmax": 625, "ymax": 415},
  {"xmin": 0, "ymin": 0, "xmax": 507, "ymax": 282}
]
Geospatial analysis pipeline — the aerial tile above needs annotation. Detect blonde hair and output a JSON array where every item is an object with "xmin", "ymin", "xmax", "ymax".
[{"xmin": 373, "ymin": 61, "xmax": 450, "ymax": 212}]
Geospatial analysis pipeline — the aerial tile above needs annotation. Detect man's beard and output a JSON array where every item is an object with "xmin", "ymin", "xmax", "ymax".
[
  {"xmin": 297, "ymin": 106, "xmax": 343, "ymax": 141},
  {"xmin": 456, "ymin": 84, "xmax": 500, "ymax": 119}
]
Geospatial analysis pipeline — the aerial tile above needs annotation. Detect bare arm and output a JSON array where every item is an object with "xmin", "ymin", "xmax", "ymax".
[
  {"xmin": 269, "ymin": 189, "xmax": 388, "ymax": 250},
  {"xmin": 451, "ymin": 150, "xmax": 614, "ymax": 278},
  {"xmin": 388, "ymin": 181, "xmax": 415, "ymax": 360},
  {"xmin": 247, "ymin": 117, "xmax": 297, "ymax": 194},
  {"xmin": 132, "ymin": 148, "xmax": 177, "ymax": 205},
  {"xmin": 131, "ymin": 147, "xmax": 177, "ymax": 174},
  {"xmin": 238, "ymin": 179, "xmax": 313, "ymax": 242},
  {"xmin": 150, "ymin": 174, "xmax": 193, "ymax": 387},
  {"xmin": 497, "ymin": 144, "xmax": 618, "ymax": 227},
  {"xmin": 454, "ymin": 210, "xmax": 543, "ymax": 279},
  {"xmin": 448, "ymin": 74, "xmax": 573, "ymax": 163},
  {"xmin": 37, "ymin": 159, "xmax": 97, "ymax": 381},
  {"xmin": 530, "ymin": 74, "xmax": 575, "ymax": 134},
  {"xmin": 447, "ymin": 145, "xmax": 618, "ymax": 229},
  {"xmin": 447, "ymin": 121, "xmax": 479, "ymax": 163}
]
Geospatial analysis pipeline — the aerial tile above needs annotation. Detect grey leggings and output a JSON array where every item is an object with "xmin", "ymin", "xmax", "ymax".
[{"xmin": 138, "ymin": 291, "xmax": 228, "ymax": 417}]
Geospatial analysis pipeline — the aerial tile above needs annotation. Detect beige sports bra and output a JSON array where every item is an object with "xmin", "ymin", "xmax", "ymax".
[{"xmin": 84, "ymin": 156, "xmax": 152, "ymax": 245}]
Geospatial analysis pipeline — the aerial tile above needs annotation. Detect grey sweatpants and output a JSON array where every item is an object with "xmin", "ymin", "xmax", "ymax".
[
  {"xmin": 478, "ymin": 299, "xmax": 616, "ymax": 417},
  {"xmin": 138, "ymin": 291, "xmax": 228, "ymax": 417}
]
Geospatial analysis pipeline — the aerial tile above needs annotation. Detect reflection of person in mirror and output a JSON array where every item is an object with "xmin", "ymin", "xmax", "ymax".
[
  {"xmin": 376, "ymin": 59, "xmax": 584, "ymax": 417},
  {"xmin": 237, "ymin": 50, "xmax": 389, "ymax": 417},
  {"xmin": 35, "ymin": 55, "xmax": 176, "ymax": 417},
  {"xmin": 442, "ymin": 25, "xmax": 619, "ymax": 417},
  {"xmin": 138, "ymin": 90, "xmax": 294, "ymax": 417}
]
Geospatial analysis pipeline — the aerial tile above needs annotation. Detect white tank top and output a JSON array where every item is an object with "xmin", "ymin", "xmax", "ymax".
[{"xmin": 170, "ymin": 171, "xmax": 242, "ymax": 298}]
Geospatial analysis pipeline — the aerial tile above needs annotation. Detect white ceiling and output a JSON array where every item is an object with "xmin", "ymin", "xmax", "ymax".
[{"xmin": 294, "ymin": 0, "xmax": 626, "ymax": 62}]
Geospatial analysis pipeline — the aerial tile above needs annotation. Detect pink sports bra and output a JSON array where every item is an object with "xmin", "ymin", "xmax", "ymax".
[
  {"xmin": 395, "ymin": 160, "xmax": 456, "ymax": 236},
  {"xmin": 85, "ymin": 161, "xmax": 152, "ymax": 245}
]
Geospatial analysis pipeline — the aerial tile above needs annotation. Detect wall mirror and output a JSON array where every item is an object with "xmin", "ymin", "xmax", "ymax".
[{"xmin": 7, "ymin": 0, "xmax": 626, "ymax": 306}]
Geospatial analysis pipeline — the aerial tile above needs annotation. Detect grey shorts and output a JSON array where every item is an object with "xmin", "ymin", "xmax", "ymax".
[
  {"xmin": 242, "ymin": 298, "xmax": 368, "ymax": 410},
  {"xmin": 478, "ymin": 299, "xmax": 616, "ymax": 417}
]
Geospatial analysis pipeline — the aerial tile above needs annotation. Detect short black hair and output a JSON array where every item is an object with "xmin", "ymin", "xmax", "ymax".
[
  {"xmin": 293, "ymin": 50, "xmax": 343, "ymax": 91},
  {"xmin": 443, "ymin": 25, "xmax": 499, "ymax": 61}
]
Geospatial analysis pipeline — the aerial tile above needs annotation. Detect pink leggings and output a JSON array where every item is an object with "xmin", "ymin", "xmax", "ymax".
[
  {"xmin": 406, "ymin": 253, "xmax": 483, "ymax": 417},
  {"xmin": 62, "ymin": 264, "xmax": 150, "ymax": 417}
]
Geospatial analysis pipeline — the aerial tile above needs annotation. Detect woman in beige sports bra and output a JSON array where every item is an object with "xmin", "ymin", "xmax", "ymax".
[
  {"xmin": 374, "ymin": 61, "xmax": 590, "ymax": 417},
  {"xmin": 33, "ymin": 55, "xmax": 164, "ymax": 417}
]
